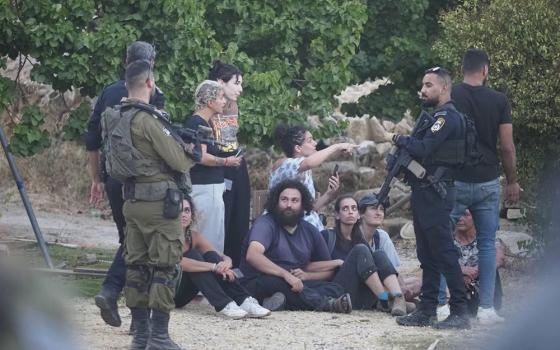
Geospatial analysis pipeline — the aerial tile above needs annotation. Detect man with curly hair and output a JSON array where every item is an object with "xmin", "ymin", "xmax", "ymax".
[{"xmin": 239, "ymin": 179, "xmax": 352, "ymax": 313}]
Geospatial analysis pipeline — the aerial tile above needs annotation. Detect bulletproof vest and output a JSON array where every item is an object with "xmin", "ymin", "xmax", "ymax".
[
  {"xmin": 101, "ymin": 105, "xmax": 167, "ymax": 182},
  {"xmin": 425, "ymin": 110, "xmax": 481, "ymax": 168}
]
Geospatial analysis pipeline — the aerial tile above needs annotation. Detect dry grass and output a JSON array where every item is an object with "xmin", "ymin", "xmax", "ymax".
[{"xmin": 0, "ymin": 140, "xmax": 91, "ymax": 213}]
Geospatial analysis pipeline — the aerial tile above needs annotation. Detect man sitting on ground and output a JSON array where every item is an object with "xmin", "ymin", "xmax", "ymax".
[{"xmin": 239, "ymin": 179, "xmax": 352, "ymax": 313}]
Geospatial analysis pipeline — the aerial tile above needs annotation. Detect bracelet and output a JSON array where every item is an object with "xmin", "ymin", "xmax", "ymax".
[{"xmin": 212, "ymin": 263, "xmax": 218, "ymax": 272}]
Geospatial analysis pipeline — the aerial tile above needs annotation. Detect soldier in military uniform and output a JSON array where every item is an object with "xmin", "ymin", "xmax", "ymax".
[
  {"xmin": 115, "ymin": 60, "xmax": 194, "ymax": 349},
  {"xmin": 87, "ymin": 41, "xmax": 165, "ymax": 328},
  {"xmin": 389, "ymin": 67, "xmax": 470, "ymax": 329}
]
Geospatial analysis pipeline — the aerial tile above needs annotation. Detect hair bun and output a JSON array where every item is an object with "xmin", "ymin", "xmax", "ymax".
[{"xmin": 273, "ymin": 124, "xmax": 288, "ymax": 144}]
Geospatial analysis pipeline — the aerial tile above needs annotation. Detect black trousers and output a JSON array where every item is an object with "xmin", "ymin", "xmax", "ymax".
[
  {"xmin": 223, "ymin": 158, "xmax": 250, "ymax": 267},
  {"xmin": 241, "ymin": 274, "xmax": 345, "ymax": 311},
  {"xmin": 101, "ymin": 176, "xmax": 127, "ymax": 293},
  {"xmin": 412, "ymin": 185, "xmax": 468, "ymax": 316},
  {"xmin": 174, "ymin": 249, "xmax": 249, "ymax": 311},
  {"xmin": 333, "ymin": 244, "xmax": 398, "ymax": 310}
]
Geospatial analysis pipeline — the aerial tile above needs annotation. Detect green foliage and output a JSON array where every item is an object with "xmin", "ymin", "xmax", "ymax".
[
  {"xmin": 206, "ymin": 0, "xmax": 368, "ymax": 146},
  {"xmin": 9, "ymin": 106, "xmax": 51, "ymax": 156},
  {"xmin": 0, "ymin": 0, "xmax": 368, "ymax": 150},
  {"xmin": 62, "ymin": 102, "xmax": 90, "ymax": 141},
  {"xmin": 434, "ymin": 0, "xmax": 560, "ymax": 232},
  {"xmin": 0, "ymin": 76, "xmax": 15, "ymax": 113},
  {"xmin": 349, "ymin": 0, "xmax": 460, "ymax": 120}
]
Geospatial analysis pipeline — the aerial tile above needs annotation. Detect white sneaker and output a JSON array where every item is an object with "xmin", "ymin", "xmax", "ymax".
[
  {"xmin": 239, "ymin": 297, "xmax": 271, "ymax": 318},
  {"xmin": 219, "ymin": 301, "xmax": 247, "ymax": 319},
  {"xmin": 437, "ymin": 304, "xmax": 450, "ymax": 322},
  {"xmin": 477, "ymin": 307, "xmax": 504, "ymax": 325}
]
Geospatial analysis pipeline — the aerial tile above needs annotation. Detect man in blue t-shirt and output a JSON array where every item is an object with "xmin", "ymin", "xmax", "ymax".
[{"xmin": 239, "ymin": 179, "xmax": 351, "ymax": 313}]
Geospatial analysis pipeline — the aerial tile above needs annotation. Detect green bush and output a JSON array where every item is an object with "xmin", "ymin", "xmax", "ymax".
[{"xmin": 0, "ymin": 0, "xmax": 367, "ymax": 151}]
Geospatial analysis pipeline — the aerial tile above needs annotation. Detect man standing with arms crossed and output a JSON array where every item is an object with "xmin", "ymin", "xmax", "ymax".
[{"xmin": 450, "ymin": 49, "xmax": 520, "ymax": 325}]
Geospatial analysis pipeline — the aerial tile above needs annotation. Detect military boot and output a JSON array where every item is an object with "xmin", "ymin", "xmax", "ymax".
[
  {"xmin": 145, "ymin": 310, "xmax": 182, "ymax": 350},
  {"xmin": 129, "ymin": 308, "xmax": 150, "ymax": 350},
  {"xmin": 325, "ymin": 293, "xmax": 352, "ymax": 314},
  {"xmin": 94, "ymin": 285, "xmax": 121, "ymax": 327},
  {"xmin": 432, "ymin": 313, "xmax": 471, "ymax": 330},
  {"xmin": 396, "ymin": 309, "xmax": 436, "ymax": 327}
]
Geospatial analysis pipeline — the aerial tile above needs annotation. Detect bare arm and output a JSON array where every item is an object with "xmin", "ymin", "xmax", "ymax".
[
  {"xmin": 496, "ymin": 241, "xmax": 506, "ymax": 269},
  {"xmin": 88, "ymin": 150, "xmax": 104, "ymax": 207},
  {"xmin": 499, "ymin": 123, "xmax": 521, "ymax": 203},
  {"xmin": 291, "ymin": 268, "xmax": 335, "ymax": 281},
  {"xmin": 305, "ymin": 259, "xmax": 344, "ymax": 272},
  {"xmin": 298, "ymin": 143, "xmax": 356, "ymax": 172},
  {"xmin": 198, "ymin": 143, "xmax": 241, "ymax": 167},
  {"xmin": 292, "ymin": 259, "xmax": 342, "ymax": 281},
  {"xmin": 180, "ymin": 256, "xmax": 216, "ymax": 273},
  {"xmin": 313, "ymin": 175, "xmax": 340, "ymax": 212},
  {"xmin": 191, "ymin": 232, "xmax": 232, "ymax": 271},
  {"xmin": 246, "ymin": 241, "xmax": 303, "ymax": 292}
]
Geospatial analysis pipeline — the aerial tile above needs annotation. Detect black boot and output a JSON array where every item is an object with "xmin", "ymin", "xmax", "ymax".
[
  {"xmin": 129, "ymin": 308, "xmax": 150, "ymax": 350},
  {"xmin": 432, "ymin": 313, "xmax": 471, "ymax": 330},
  {"xmin": 325, "ymin": 293, "xmax": 352, "ymax": 313},
  {"xmin": 145, "ymin": 310, "xmax": 182, "ymax": 350},
  {"xmin": 129, "ymin": 309, "xmax": 152, "ymax": 336},
  {"xmin": 94, "ymin": 285, "xmax": 121, "ymax": 327},
  {"xmin": 396, "ymin": 309, "xmax": 436, "ymax": 327}
]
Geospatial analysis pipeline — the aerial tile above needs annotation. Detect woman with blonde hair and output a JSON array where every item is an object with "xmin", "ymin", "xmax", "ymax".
[{"xmin": 186, "ymin": 80, "xmax": 242, "ymax": 252}]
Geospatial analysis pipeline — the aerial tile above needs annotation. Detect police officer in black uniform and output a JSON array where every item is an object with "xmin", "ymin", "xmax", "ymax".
[
  {"xmin": 391, "ymin": 67, "xmax": 470, "ymax": 329},
  {"xmin": 86, "ymin": 41, "xmax": 164, "ymax": 327}
]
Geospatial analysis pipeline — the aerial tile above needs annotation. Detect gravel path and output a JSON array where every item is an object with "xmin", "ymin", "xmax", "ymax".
[
  {"xmin": 1, "ymin": 197, "xmax": 517, "ymax": 350},
  {"xmin": 72, "ymin": 298, "xmax": 475, "ymax": 350}
]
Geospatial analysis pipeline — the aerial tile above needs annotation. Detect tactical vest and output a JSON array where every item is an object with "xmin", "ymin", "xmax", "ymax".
[
  {"xmin": 101, "ymin": 105, "xmax": 168, "ymax": 183},
  {"xmin": 425, "ymin": 110, "xmax": 481, "ymax": 168}
]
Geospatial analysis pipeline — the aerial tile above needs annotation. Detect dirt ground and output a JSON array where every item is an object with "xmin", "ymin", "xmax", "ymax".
[{"xmin": 0, "ymin": 193, "xmax": 529, "ymax": 350}]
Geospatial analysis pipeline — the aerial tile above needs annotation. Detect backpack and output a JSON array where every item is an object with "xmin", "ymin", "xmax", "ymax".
[
  {"xmin": 101, "ymin": 105, "xmax": 166, "ymax": 182},
  {"xmin": 427, "ymin": 109, "xmax": 482, "ymax": 168},
  {"xmin": 460, "ymin": 112, "xmax": 483, "ymax": 168},
  {"xmin": 321, "ymin": 228, "xmax": 380, "ymax": 256}
]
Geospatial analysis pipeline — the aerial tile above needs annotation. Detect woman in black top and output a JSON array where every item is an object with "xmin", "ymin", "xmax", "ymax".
[
  {"xmin": 186, "ymin": 80, "xmax": 242, "ymax": 254},
  {"xmin": 208, "ymin": 61, "xmax": 250, "ymax": 267},
  {"xmin": 322, "ymin": 195, "xmax": 410, "ymax": 315},
  {"xmin": 174, "ymin": 197, "xmax": 270, "ymax": 319}
]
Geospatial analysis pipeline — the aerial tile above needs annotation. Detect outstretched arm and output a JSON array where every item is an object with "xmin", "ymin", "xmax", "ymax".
[{"xmin": 298, "ymin": 143, "xmax": 356, "ymax": 172}]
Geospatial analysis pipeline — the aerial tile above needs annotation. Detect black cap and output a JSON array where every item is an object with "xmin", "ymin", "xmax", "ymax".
[{"xmin": 358, "ymin": 194, "xmax": 385, "ymax": 211}]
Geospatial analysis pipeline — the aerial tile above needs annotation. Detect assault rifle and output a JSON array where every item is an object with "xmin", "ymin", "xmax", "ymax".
[
  {"xmin": 127, "ymin": 102, "xmax": 227, "ymax": 162},
  {"xmin": 375, "ymin": 111, "xmax": 435, "ymax": 208}
]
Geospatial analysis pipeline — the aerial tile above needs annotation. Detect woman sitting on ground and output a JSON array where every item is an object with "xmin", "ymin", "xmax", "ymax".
[
  {"xmin": 311, "ymin": 195, "xmax": 414, "ymax": 316},
  {"xmin": 270, "ymin": 124, "xmax": 356, "ymax": 230},
  {"xmin": 174, "ymin": 196, "xmax": 270, "ymax": 319}
]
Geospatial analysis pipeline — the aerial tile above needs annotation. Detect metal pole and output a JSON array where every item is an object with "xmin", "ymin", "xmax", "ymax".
[{"xmin": 0, "ymin": 126, "xmax": 54, "ymax": 268}]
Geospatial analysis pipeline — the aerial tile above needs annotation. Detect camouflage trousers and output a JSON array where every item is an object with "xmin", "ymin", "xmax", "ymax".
[{"xmin": 123, "ymin": 200, "xmax": 184, "ymax": 312}]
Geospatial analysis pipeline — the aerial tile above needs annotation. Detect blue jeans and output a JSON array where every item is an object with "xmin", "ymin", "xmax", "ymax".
[{"xmin": 450, "ymin": 178, "xmax": 501, "ymax": 308}]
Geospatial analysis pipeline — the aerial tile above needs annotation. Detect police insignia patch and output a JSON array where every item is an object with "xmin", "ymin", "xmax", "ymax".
[
  {"xmin": 431, "ymin": 117, "xmax": 446, "ymax": 133},
  {"xmin": 162, "ymin": 127, "xmax": 171, "ymax": 136}
]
